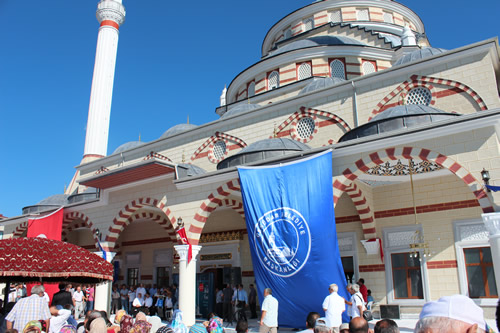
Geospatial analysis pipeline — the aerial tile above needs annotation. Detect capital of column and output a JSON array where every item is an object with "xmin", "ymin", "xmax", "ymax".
[
  {"xmin": 482, "ymin": 212, "xmax": 500, "ymax": 237},
  {"xmin": 97, "ymin": 0, "xmax": 126, "ymax": 27},
  {"xmin": 174, "ymin": 245, "xmax": 202, "ymax": 262}
]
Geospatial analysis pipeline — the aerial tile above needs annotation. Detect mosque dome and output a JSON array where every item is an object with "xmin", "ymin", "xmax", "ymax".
[
  {"xmin": 67, "ymin": 187, "xmax": 99, "ymax": 204},
  {"xmin": 112, "ymin": 141, "xmax": 145, "ymax": 155},
  {"xmin": 160, "ymin": 124, "xmax": 198, "ymax": 139},
  {"xmin": 299, "ymin": 76, "xmax": 346, "ymax": 95},
  {"xmin": 221, "ymin": 103, "xmax": 262, "ymax": 119},
  {"xmin": 339, "ymin": 105, "xmax": 460, "ymax": 142},
  {"xmin": 22, "ymin": 194, "xmax": 69, "ymax": 215},
  {"xmin": 177, "ymin": 163, "xmax": 207, "ymax": 178},
  {"xmin": 217, "ymin": 138, "xmax": 311, "ymax": 169},
  {"xmin": 394, "ymin": 47, "xmax": 447, "ymax": 66},
  {"xmin": 269, "ymin": 36, "xmax": 366, "ymax": 57}
]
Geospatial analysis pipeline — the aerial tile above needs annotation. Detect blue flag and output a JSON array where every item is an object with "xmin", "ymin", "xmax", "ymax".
[{"xmin": 238, "ymin": 150, "xmax": 349, "ymax": 328}]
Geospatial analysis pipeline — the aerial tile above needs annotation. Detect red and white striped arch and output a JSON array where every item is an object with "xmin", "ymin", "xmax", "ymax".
[
  {"xmin": 12, "ymin": 221, "xmax": 28, "ymax": 238},
  {"xmin": 274, "ymin": 106, "xmax": 351, "ymax": 143},
  {"xmin": 369, "ymin": 74, "xmax": 488, "ymax": 121},
  {"xmin": 190, "ymin": 180, "xmax": 243, "ymax": 244},
  {"xmin": 105, "ymin": 197, "xmax": 178, "ymax": 251},
  {"xmin": 333, "ymin": 146, "xmax": 494, "ymax": 214},
  {"xmin": 62, "ymin": 212, "xmax": 99, "ymax": 248},
  {"xmin": 344, "ymin": 182, "xmax": 376, "ymax": 239},
  {"xmin": 191, "ymin": 132, "xmax": 247, "ymax": 164}
]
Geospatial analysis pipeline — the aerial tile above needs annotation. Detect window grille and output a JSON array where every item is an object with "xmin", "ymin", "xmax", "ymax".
[
  {"xmin": 329, "ymin": 10, "xmax": 342, "ymax": 23},
  {"xmin": 330, "ymin": 59, "xmax": 345, "ymax": 79},
  {"xmin": 268, "ymin": 71, "xmax": 280, "ymax": 90},
  {"xmin": 383, "ymin": 12, "xmax": 394, "ymax": 24},
  {"xmin": 247, "ymin": 82, "xmax": 255, "ymax": 97},
  {"xmin": 357, "ymin": 8, "xmax": 370, "ymax": 21},
  {"xmin": 298, "ymin": 63, "xmax": 312, "ymax": 80},
  {"xmin": 304, "ymin": 18, "xmax": 314, "ymax": 31},
  {"xmin": 213, "ymin": 140, "xmax": 227, "ymax": 161},
  {"xmin": 296, "ymin": 117, "xmax": 315, "ymax": 139},
  {"xmin": 362, "ymin": 61, "xmax": 376, "ymax": 75},
  {"xmin": 406, "ymin": 87, "xmax": 432, "ymax": 106}
]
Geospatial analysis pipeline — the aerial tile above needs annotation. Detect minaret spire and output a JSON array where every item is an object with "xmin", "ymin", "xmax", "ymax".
[{"xmin": 82, "ymin": 0, "xmax": 126, "ymax": 162}]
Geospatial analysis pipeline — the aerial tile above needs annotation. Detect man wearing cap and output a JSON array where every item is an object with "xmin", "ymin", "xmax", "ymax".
[
  {"xmin": 314, "ymin": 318, "xmax": 331, "ymax": 333},
  {"xmin": 414, "ymin": 294, "xmax": 489, "ymax": 333},
  {"xmin": 322, "ymin": 284, "xmax": 345, "ymax": 332}
]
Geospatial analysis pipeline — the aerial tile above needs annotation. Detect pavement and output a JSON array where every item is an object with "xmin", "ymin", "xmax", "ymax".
[{"xmin": 195, "ymin": 316, "xmax": 499, "ymax": 333}]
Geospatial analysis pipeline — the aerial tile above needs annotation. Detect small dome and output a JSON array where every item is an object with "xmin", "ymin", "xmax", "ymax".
[
  {"xmin": 177, "ymin": 163, "xmax": 207, "ymax": 178},
  {"xmin": 37, "ymin": 194, "xmax": 69, "ymax": 205},
  {"xmin": 394, "ymin": 47, "xmax": 447, "ymax": 66},
  {"xmin": 369, "ymin": 105, "xmax": 452, "ymax": 122},
  {"xmin": 217, "ymin": 138, "xmax": 310, "ymax": 169},
  {"xmin": 112, "ymin": 141, "xmax": 145, "ymax": 154},
  {"xmin": 221, "ymin": 103, "xmax": 262, "ymax": 119},
  {"xmin": 339, "ymin": 105, "xmax": 460, "ymax": 142},
  {"xmin": 160, "ymin": 124, "xmax": 198, "ymax": 139},
  {"xmin": 269, "ymin": 36, "xmax": 366, "ymax": 57},
  {"xmin": 299, "ymin": 76, "xmax": 346, "ymax": 95}
]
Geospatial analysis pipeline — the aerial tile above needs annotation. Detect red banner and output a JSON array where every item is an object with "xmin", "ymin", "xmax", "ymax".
[
  {"xmin": 27, "ymin": 207, "xmax": 64, "ymax": 300},
  {"xmin": 176, "ymin": 227, "xmax": 192, "ymax": 264},
  {"xmin": 27, "ymin": 207, "xmax": 63, "ymax": 240}
]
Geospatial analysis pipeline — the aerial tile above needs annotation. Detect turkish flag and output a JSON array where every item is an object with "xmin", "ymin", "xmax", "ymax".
[
  {"xmin": 176, "ymin": 227, "xmax": 192, "ymax": 264},
  {"xmin": 27, "ymin": 207, "xmax": 63, "ymax": 240},
  {"xmin": 27, "ymin": 207, "xmax": 64, "ymax": 300}
]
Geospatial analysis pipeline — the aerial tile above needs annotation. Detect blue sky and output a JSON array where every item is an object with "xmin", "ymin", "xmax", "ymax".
[{"xmin": 0, "ymin": 0, "xmax": 499, "ymax": 218}]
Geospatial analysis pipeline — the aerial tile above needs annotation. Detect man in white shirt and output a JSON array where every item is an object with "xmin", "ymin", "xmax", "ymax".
[
  {"xmin": 49, "ymin": 306, "xmax": 72, "ymax": 333},
  {"xmin": 322, "ymin": 284, "xmax": 345, "ymax": 332},
  {"xmin": 144, "ymin": 293, "xmax": 154, "ymax": 315},
  {"xmin": 132, "ymin": 293, "xmax": 145, "ymax": 316},
  {"xmin": 346, "ymin": 284, "xmax": 364, "ymax": 319},
  {"xmin": 260, "ymin": 288, "xmax": 278, "ymax": 333},
  {"xmin": 136, "ymin": 284, "xmax": 146, "ymax": 300},
  {"xmin": 72, "ymin": 286, "xmax": 85, "ymax": 320}
]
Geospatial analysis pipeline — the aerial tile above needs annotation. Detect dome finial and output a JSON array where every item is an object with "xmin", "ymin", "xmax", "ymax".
[
  {"xmin": 138, "ymin": 132, "xmax": 141, "ymax": 142},
  {"xmin": 187, "ymin": 115, "xmax": 189, "ymax": 124}
]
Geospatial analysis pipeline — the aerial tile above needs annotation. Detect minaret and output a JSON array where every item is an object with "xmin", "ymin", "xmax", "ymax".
[{"xmin": 82, "ymin": 0, "xmax": 126, "ymax": 163}]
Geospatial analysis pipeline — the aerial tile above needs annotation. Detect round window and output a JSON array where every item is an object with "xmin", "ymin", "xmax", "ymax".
[
  {"xmin": 406, "ymin": 87, "xmax": 432, "ymax": 106},
  {"xmin": 212, "ymin": 140, "xmax": 227, "ymax": 161},
  {"xmin": 296, "ymin": 117, "xmax": 315, "ymax": 139}
]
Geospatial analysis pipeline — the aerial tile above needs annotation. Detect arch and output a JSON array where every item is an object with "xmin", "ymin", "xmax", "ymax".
[
  {"xmin": 105, "ymin": 196, "xmax": 178, "ymax": 250},
  {"xmin": 191, "ymin": 131, "xmax": 247, "ymax": 163},
  {"xmin": 343, "ymin": 182, "xmax": 376, "ymax": 239},
  {"xmin": 12, "ymin": 221, "xmax": 28, "ymax": 238},
  {"xmin": 62, "ymin": 211, "xmax": 99, "ymax": 249},
  {"xmin": 332, "ymin": 146, "xmax": 494, "ymax": 214},
  {"xmin": 190, "ymin": 180, "xmax": 242, "ymax": 244},
  {"xmin": 274, "ymin": 106, "xmax": 351, "ymax": 142},
  {"xmin": 369, "ymin": 74, "xmax": 488, "ymax": 121}
]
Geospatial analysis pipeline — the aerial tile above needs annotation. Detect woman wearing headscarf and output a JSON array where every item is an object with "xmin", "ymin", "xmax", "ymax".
[
  {"xmin": 89, "ymin": 318, "xmax": 107, "ymax": 333},
  {"xmin": 169, "ymin": 311, "xmax": 187, "ymax": 333},
  {"xmin": 207, "ymin": 316, "xmax": 223, "ymax": 333},
  {"xmin": 129, "ymin": 312, "xmax": 151, "ymax": 333},
  {"xmin": 119, "ymin": 315, "xmax": 133, "ymax": 333}
]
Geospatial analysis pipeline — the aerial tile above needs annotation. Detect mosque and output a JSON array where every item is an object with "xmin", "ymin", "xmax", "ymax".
[{"xmin": 2, "ymin": 0, "xmax": 500, "ymax": 324}]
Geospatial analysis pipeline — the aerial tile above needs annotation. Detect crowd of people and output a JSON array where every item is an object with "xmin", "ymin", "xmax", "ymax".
[{"xmin": 0, "ymin": 281, "xmax": 498, "ymax": 333}]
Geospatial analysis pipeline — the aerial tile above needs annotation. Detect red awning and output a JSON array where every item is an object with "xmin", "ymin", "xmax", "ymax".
[
  {"xmin": 0, "ymin": 237, "xmax": 113, "ymax": 283},
  {"xmin": 80, "ymin": 160, "xmax": 176, "ymax": 189}
]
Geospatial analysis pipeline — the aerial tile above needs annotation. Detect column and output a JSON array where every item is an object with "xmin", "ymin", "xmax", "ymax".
[
  {"xmin": 481, "ymin": 212, "xmax": 500, "ymax": 294},
  {"xmin": 174, "ymin": 245, "xmax": 202, "ymax": 327},
  {"xmin": 94, "ymin": 251, "xmax": 116, "ymax": 313}
]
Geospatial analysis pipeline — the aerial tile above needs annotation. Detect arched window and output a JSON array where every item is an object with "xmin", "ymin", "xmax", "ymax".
[
  {"xmin": 296, "ymin": 117, "xmax": 315, "ymax": 139},
  {"xmin": 247, "ymin": 81, "xmax": 255, "ymax": 97},
  {"xmin": 268, "ymin": 71, "xmax": 280, "ymax": 90},
  {"xmin": 330, "ymin": 59, "xmax": 346, "ymax": 79},
  {"xmin": 297, "ymin": 63, "xmax": 312, "ymax": 80},
  {"xmin": 212, "ymin": 140, "xmax": 227, "ymax": 161},
  {"xmin": 284, "ymin": 28, "xmax": 292, "ymax": 39},
  {"xmin": 304, "ymin": 18, "xmax": 314, "ymax": 31},
  {"xmin": 329, "ymin": 10, "xmax": 342, "ymax": 23},
  {"xmin": 406, "ymin": 87, "xmax": 432, "ymax": 106},
  {"xmin": 362, "ymin": 61, "xmax": 376, "ymax": 75}
]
